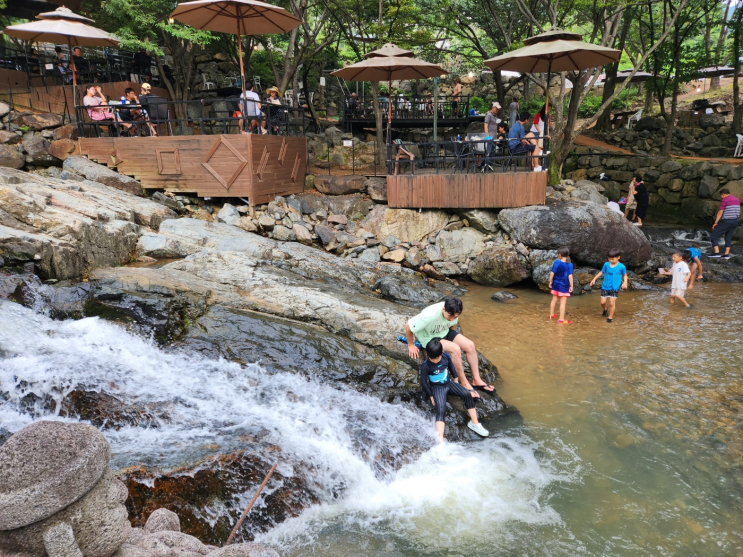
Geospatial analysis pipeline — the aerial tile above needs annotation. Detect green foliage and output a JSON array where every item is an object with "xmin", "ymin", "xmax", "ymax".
[
  {"xmin": 469, "ymin": 96, "xmax": 487, "ymax": 113},
  {"xmin": 576, "ymin": 94, "xmax": 604, "ymax": 118},
  {"xmin": 519, "ymin": 96, "xmax": 545, "ymax": 116}
]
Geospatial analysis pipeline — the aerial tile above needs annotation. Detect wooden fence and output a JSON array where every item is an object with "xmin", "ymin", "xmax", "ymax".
[{"xmin": 79, "ymin": 134, "xmax": 307, "ymax": 208}]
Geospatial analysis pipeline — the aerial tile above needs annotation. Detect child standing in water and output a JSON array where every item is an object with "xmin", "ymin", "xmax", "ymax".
[
  {"xmin": 684, "ymin": 246, "xmax": 704, "ymax": 289},
  {"xmin": 420, "ymin": 338, "xmax": 489, "ymax": 441},
  {"xmin": 548, "ymin": 247, "xmax": 574, "ymax": 324},
  {"xmin": 590, "ymin": 248, "xmax": 628, "ymax": 323},
  {"xmin": 669, "ymin": 251, "xmax": 693, "ymax": 308}
]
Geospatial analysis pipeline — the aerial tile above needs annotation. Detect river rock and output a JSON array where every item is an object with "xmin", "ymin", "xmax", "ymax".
[
  {"xmin": 22, "ymin": 113, "xmax": 63, "ymax": 131},
  {"xmin": 405, "ymin": 247, "xmax": 422, "ymax": 267},
  {"xmin": 361, "ymin": 206, "xmax": 449, "ymax": 243},
  {"xmin": 63, "ymin": 156, "xmax": 142, "ymax": 196},
  {"xmin": 206, "ymin": 544, "xmax": 279, "ymax": 557},
  {"xmin": 437, "ymin": 228, "xmax": 486, "ymax": 261},
  {"xmin": 327, "ymin": 213, "xmax": 348, "ymax": 225},
  {"xmin": 216, "ymin": 203, "xmax": 240, "ymax": 225},
  {"xmin": 292, "ymin": 223, "xmax": 312, "ymax": 244},
  {"xmin": 0, "ymin": 130, "xmax": 21, "ymax": 145},
  {"xmin": 382, "ymin": 248, "xmax": 406, "ymax": 262},
  {"xmin": 0, "ymin": 102, "xmax": 9, "ymax": 117},
  {"xmin": 272, "ymin": 224, "xmax": 295, "ymax": 242},
  {"xmin": 314, "ymin": 175, "xmax": 365, "ymax": 195},
  {"xmin": 0, "ymin": 145, "xmax": 25, "ymax": 169},
  {"xmin": 53, "ymin": 124, "xmax": 80, "ymax": 141},
  {"xmin": 0, "ymin": 423, "xmax": 130, "ymax": 557},
  {"xmin": 491, "ymin": 291, "xmax": 518, "ymax": 302},
  {"xmin": 47, "ymin": 139, "xmax": 77, "ymax": 161},
  {"xmin": 454, "ymin": 209, "xmax": 499, "ymax": 233},
  {"xmin": 365, "ymin": 177, "xmax": 388, "ymax": 202},
  {"xmin": 24, "ymin": 135, "xmax": 59, "ymax": 167},
  {"xmin": 314, "ymin": 224, "xmax": 336, "ymax": 245},
  {"xmin": 498, "ymin": 200, "xmax": 652, "ymax": 267},
  {"xmin": 143, "ymin": 509, "xmax": 181, "ymax": 534},
  {"xmin": 468, "ymin": 244, "xmax": 530, "ymax": 287}
]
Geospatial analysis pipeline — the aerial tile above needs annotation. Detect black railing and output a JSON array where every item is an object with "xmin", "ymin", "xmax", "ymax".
[
  {"xmin": 344, "ymin": 95, "xmax": 470, "ymax": 121},
  {"xmin": 0, "ymin": 45, "xmax": 166, "ymax": 88},
  {"xmin": 386, "ymin": 135, "xmax": 550, "ymax": 175},
  {"xmin": 75, "ymin": 96, "xmax": 307, "ymax": 138}
]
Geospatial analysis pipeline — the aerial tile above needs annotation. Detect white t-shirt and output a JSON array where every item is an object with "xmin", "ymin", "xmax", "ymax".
[
  {"xmin": 240, "ymin": 90, "xmax": 261, "ymax": 116},
  {"xmin": 607, "ymin": 201, "xmax": 623, "ymax": 214},
  {"xmin": 671, "ymin": 261, "xmax": 690, "ymax": 290}
]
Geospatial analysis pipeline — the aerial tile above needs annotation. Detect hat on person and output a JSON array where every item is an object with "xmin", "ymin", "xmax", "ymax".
[
  {"xmin": 140, "ymin": 83, "xmax": 151, "ymax": 91},
  {"xmin": 492, "ymin": 102, "xmax": 501, "ymax": 109},
  {"xmin": 266, "ymin": 86, "xmax": 282, "ymax": 97}
]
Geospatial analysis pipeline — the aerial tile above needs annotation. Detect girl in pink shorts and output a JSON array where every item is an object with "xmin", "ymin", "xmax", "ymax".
[{"xmin": 548, "ymin": 247, "xmax": 574, "ymax": 324}]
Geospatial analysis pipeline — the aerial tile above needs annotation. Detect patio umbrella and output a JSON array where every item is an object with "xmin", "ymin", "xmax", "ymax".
[
  {"xmin": 3, "ymin": 7, "xmax": 119, "ymax": 118},
  {"xmin": 170, "ymin": 0, "xmax": 301, "ymax": 107},
  {"xmin": 484, "ymin": 28, "xmax": 620, "ymax": 150},
  {"xmin": 331, "ymin": 52, "xmax": 446, "ymax": 142}
]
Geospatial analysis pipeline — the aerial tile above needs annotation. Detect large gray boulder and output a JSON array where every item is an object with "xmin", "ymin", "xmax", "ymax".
[
  {"xmin": 498, "ymin": 200, "xmax": 651, "ymax": 267},
  {"xmin": 0, "ymin": 421, "xmax": 110, "ymax": 530},
  {"xmin": 314, "ymin": 174, "xmax": 365, "ymax": 195},
  {"xmin": 468, "ymin": 244, "xmax": 530, "ymax": 287},
  {"xmin": 361, "ymin": 206, "xmax": 448, "ymax": 243},
  {"xmin": 216, "ymin": 203, "xmax": 240, "ymax": 225},
  {"xmin": 0, "ymin": 422, "xmax": 131, "ymax": 557},
  {"xmin": 206, "ymin": 544, "xmax": 279, "ymax": 557},
  {"xmin": 63, "ymin": 156, "xmax": 142, "ymax": 196},
  {"xmin": 22, "ymin": 113, "xmax": 63, "ymax": 131},
  {"xmin": 436, "ymin": 228, "xmax": 487, "ymax": 261},
  {"xmin": 454, "ymin": 209, "xmax": 499, "ymax": 233}
]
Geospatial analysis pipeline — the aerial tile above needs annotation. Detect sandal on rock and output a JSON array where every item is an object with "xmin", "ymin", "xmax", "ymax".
[{"xmin": 473, "ymin": 383, "xmax": 495, "ymax": 393}]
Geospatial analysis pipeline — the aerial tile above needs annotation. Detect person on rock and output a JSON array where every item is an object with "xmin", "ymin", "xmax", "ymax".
[
  {"xmin": 420, "ymin": 338, "xmax": 489, "ymax": 441},
  {"xmin": 683, "ymin": 247, "xmax": 704, "ymax": 289},
  {"xmin": 708, "ymin": 188, "xmax": 740, "ymax": 260},
  {"xmin": 405, "ymin": 297, "xmax": 495, "ymax": 397},
  {"xmin": 630, "ymin": 174, "xmax": 648, "ymax": 226},
  {"xmin": 549, "ymin": 247, "xmax": 574, "ymax": 324},
  {"xmin": 589, "ymin": 248, "xmax": 628, "ymax": 323}
]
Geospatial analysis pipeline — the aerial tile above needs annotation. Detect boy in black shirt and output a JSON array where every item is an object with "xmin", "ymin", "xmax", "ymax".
[{"xmin": 420, "ymin": 338, "xmax": 489, "ymax": 441}]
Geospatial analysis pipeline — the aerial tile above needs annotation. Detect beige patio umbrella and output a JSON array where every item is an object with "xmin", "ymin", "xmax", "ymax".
[
  {"xmin": 331, "ymin": 51, "xmax": 446, "ymax": 142},
  {"xmin": 170, "ymin": 0, "xmax": 301, "ymax": 105},
  {"xmin": 3, "ymin": 7, "xmax": 119, "ymax": 119},
  {"xmin": 484, "ymin": 28, "xmax": 620, "ymax": 148}
]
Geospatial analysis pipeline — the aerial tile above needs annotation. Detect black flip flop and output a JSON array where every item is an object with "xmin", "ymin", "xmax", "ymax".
[{"xmin": 473, "ymin": 384, "xmax": 495, "ymax": 393}]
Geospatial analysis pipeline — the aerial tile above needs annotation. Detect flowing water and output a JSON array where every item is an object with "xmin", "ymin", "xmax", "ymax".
[{"xmin": 1, "ymin": 280, "xmax": 741, "ymax": 556}]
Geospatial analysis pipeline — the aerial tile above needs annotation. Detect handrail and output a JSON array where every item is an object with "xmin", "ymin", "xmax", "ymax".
[
  {"xmin": 385, "ymin": 136, "xmax": 550, "ymax": 175},
  {"xmin": 74, "ymin": 96, "xmax": 307, "ymax": 138},
  {"xmin": 344, "ymin": 95, "xmax": 471, "ymax": 121}
]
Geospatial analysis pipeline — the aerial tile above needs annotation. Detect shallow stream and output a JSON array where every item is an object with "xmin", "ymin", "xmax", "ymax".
[{"xmin": 0, "ymin": 281, "xmax": 741, "ymax": 556}]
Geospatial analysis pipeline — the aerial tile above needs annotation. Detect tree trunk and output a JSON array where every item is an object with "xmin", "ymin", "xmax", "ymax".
[
  {"xmin": 597, "ymin": 12, "xmax": 632, "ymax": 130},
  {"xmin": 371, "ymin": 82, "xmax": 385, "ymax": 165},
  {"xmin": 302, "ymin": 71, "xmax": 323, "ymax": 133},
  {"xmin": 710, "ymin": 75, "xmax": 721, "ymax": 91},
  {"xmin": 644, "ymin": 87, "xmax": 655, "ymax": 114},
  {"xmin": 662, "ymin": 80, "xmax": 680, "ymax": 155}
]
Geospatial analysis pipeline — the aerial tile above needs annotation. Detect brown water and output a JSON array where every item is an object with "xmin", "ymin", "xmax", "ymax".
[{"xmin": 461, "ymin": 282, "xmax": 743, "ymax": 556}]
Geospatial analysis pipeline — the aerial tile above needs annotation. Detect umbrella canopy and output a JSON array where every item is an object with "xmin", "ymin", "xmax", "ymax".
[
  {"xmin": 37, "ymin": 6, "xmax": 95, "ymax": 23},
  {"xmin": 170, "ymin": 0, "xmax": 301, "ymax": 35},
  {"xmin": 365, "ymin": 43, "xmax": 414, "ymax": 58},
  {"xmin": 331, "ymin": 55, "xmax": 446, "ymax": 81},
  {"xmin": 484, "ymin": 39, "xmax": 621, "ymax": 73},
  {"xmin": 3, "ymin": 18, "xmax": 119, "ymax": 47},
  {"xmin": 523, "ymin": 28, "xmax": 583, "ymax": 45}
]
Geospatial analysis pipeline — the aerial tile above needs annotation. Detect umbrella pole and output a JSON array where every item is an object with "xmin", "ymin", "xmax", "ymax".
[
  {"xmin": 544, "ymin": 59, "xmax": 551, "ymax": 170},
  {"xmin": 236, "ymin": 17, "xmax": 248, "ymax": 135},
  {"xmin": 69, "ymin": 39, "xmax": 77, "ymax": 128},
  {"xmin": 388, "ymin": 76, "xmax": 392, "ymax": 173}
]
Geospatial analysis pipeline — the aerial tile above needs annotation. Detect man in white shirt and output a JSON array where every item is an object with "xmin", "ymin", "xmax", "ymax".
[{"xmin": 240, "ymin": 81, "xmax": 266, "ymax": 134}]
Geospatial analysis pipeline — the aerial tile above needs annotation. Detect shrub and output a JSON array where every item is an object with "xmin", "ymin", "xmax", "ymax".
[
  {"xmin": 469, "ymin": 96, "xmax": 487, "ymax": 113},
  {"xmin": 577, "ymin": 94, "xmax": 604, "ymax": 118}
]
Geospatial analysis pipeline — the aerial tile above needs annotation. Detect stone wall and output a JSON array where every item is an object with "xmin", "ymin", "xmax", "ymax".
[
  {"xmin": 591, "ymin": 114, "xmax": 737, "ymax": 158},
  {"xmin": 564, "ymin": 147, "xmax": 743, "ymax": 230}
]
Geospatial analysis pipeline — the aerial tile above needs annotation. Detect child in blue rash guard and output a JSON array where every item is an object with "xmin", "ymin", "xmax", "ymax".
[
  {"xmin": 590, "ymin": 248, "xmax": 628, "ymax": 323},
  {"xmin": 420, "ymin": 338, "xmax": 489, "ymax": 441},
  {"xmin": 684, "ymin": 247, "xmax": 703, "ymax": 289}
]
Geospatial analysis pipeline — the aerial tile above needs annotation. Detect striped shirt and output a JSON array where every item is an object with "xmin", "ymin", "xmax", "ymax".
[{"xmin": 720, "ymin": 195, "xmax": 741, "ymax": 220}]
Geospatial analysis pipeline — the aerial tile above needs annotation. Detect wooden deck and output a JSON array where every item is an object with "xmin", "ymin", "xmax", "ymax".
[
  {"xmin": 387, "ymin": 172, "xmax": 547, "ymax": 208},
  {"xmin": 79, "ymin": 134, "xmax": 307, "ymax": 208}
]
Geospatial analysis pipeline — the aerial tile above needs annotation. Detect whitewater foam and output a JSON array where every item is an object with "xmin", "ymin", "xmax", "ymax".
[{"xmin": 0, "ymin": 300, "xmax": 579, "ymax": 553}]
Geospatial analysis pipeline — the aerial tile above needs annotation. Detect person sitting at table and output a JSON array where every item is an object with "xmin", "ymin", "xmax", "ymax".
[
  {"xmin": 469, "ymin": 106, "xmax": 480, "ymax": 116},
  {"xmin": 393, "ymin": 138, "xmax": 415, "ymax": 175},
  {"xmin": 508, "ymin": 111, "xmax": 542, "ymax": 171},
  {"xmin": 118, "ymin": 87, "xmax": 146, "ymax": 135},
  {"xmin": 137, "ymin": 83, "xmax": 159, "ymax": 136},
  {"xmin": 347, "ymin": 92, "xmax": 360, "ymax": 117},
  {"xmin": 265, "ymin": 86, "xmax": 284, "ymax": 133}
]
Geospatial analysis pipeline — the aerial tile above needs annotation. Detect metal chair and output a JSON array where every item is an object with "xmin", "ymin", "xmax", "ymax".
[
  {"xmin": 734, "ymin": 134, "xmax": 743, "ymax": 158},
  {"xmin": 626, "ymin": 108, "xmax": 643, "ymax": 129},
  {"xmin": 202, "ymin": 74, "xmax": 216, "ymax": 90}
]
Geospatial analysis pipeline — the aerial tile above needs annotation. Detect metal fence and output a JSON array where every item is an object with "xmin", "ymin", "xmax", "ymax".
[
  {"xmin": 343, "ymin": 95, "xmax": 471, "ymax": 121},
  {"xmin": 385, "ymin": 135, "xmax": 550, "ymax": 175},
  {"xmin": 75, "ymin": 97, "xmax": 307, "ymax": 138}
]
